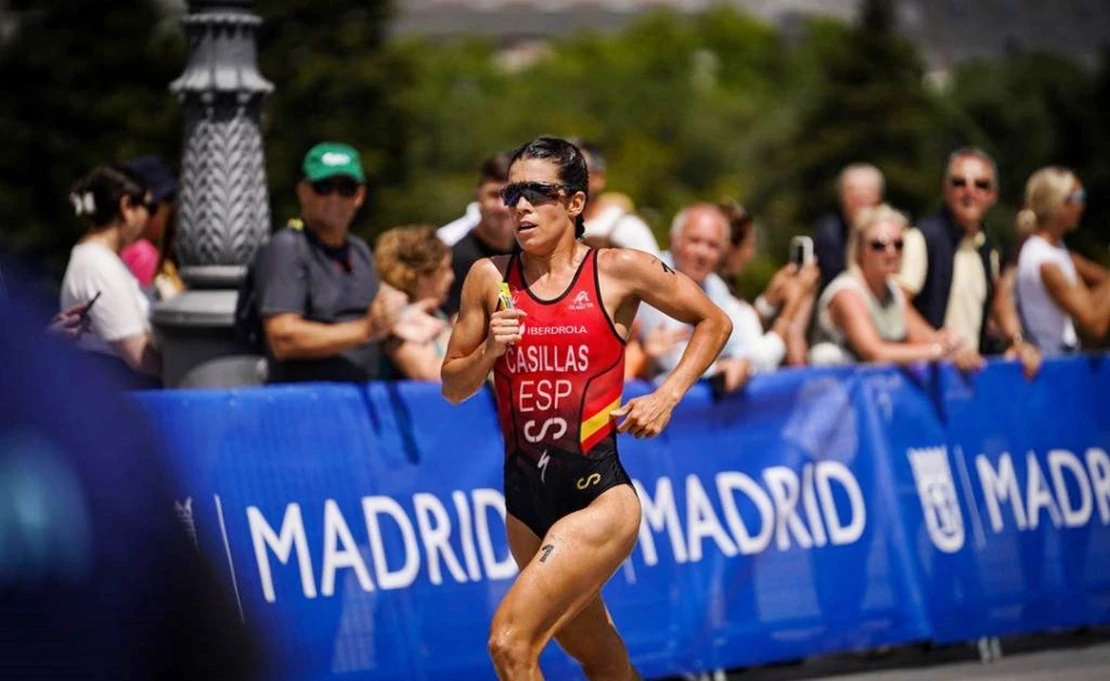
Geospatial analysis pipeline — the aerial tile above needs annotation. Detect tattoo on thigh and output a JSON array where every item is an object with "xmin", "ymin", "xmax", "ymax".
[
  {"xmin": 539, "ymin": 544, "xmax": 555, "ymax": 563},
  {"xmin": 656, "ymin": 258, "xmax": 675, "ymax": 275}
]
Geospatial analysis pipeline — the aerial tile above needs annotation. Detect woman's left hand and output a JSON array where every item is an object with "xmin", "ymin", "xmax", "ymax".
[{"xmin": 610, "ymin": 390, "xmax": 680, "ymax": 439}]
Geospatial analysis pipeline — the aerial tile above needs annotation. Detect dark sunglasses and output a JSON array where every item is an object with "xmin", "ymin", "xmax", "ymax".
[
  {"xmin": 949, "ymin": 176, "xmax": 992, "ymax": 191},
  {"xmin": 499, "ymin": 182, "xmax": 571, "ymax": 208},
  {"xmin": 311, "ymin": 178, "xmax": 361, "ymax": 198},
  {"xmin": 869, "ymin": 238, "xmax": 904, "ymax": 253},
  {"xmin": 1065, "ymin": 189, "xmax": 1087, "ymax": 204},
  {"xmin": 131, "ymin": 194, "xmax": 156, "ymax": 212}
]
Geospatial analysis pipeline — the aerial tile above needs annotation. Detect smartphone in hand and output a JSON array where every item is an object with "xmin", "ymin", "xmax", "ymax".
[{"xmin": 789, "ymin": 236, "xmax": 814, "ymax": 268}]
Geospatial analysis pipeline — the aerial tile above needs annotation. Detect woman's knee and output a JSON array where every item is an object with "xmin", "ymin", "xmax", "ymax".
[{"xmin": 488, "ymin": 624, "xmax": 537, "ymax": 674}]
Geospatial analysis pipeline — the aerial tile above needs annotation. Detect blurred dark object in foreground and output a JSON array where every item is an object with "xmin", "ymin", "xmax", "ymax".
[{"xmin": 0, "ymin": 257, "xmax": 261, "ymax": 681}]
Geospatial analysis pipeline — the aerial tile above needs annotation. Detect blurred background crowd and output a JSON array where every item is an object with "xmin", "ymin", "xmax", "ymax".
[{"xmin": 1, "ymin": 0, "xmax": 1108, "ymax": 391}]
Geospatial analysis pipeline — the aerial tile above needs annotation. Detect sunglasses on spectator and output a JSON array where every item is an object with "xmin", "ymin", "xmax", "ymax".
[
  {"xmin": 499, "ymin": 182, "xmax": 572, "ymax": 208},
  {"xmin": 311, "ymin": 178, "xmax": 361, "ymax": 198},
  {"xmin": 1064, "ymin": 189, "xmax": 1087, "ymax": 204},
  {"xmin": 868, "ymin": 237, "xmax": 904, "ymax": 253},
  {"xmin": 949, "ymin": 176, "xmax": 992, "ymax": 191},
  {"xmin": 131, "ymin": 194, "xmax": 156, "ymax": 212}
]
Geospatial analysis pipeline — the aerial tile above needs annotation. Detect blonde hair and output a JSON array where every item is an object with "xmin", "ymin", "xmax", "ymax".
[
  {"xmin": 847, "ymin": 203, "xmax": 908, "ymax": 268},
  {"xmin": 1016, "ymin": 166, "xmax": 1078, "ymax": 238},
  {"xmin": 375, "ymin": 225, "xmax": 450, "ymax": 299}
]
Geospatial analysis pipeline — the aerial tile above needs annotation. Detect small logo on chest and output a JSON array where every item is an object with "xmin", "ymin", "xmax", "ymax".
[{"xmin": 568, "ymin": 290, "xmax": 594, "ymax": 311}]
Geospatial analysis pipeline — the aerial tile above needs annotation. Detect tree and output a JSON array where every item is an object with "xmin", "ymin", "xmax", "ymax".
[
  {"xmin": 0, "ymin": 0, "xmax": 184, "ymax": 275},
  {"xmin": 254, "ymin": 0, "xmax": 404, "ymax": 235},
  {"xmin": 767, "ymin": 0, "xmax": 942, "ymax": 237}
]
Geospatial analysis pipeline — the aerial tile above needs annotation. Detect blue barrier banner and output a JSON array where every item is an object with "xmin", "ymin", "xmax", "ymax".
[
  {"xmin": 885, "ymin": 356, "xmax": 1110, "ymax": 643},
  {"xmin": 134, "ymin": 357, "xmax": 1108, "ymax": 680}
]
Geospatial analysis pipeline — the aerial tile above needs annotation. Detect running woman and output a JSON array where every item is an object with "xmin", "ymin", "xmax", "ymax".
[{"xmin": 442, "ymin": 137, "xmax": 732, "ymax": 681}]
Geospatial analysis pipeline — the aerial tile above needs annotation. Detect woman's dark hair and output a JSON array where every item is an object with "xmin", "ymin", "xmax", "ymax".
[
  {"xmin": 509, "ymin": 136, "xmax": 589, "ymax": 238},
  {"xmin": 69, "ymin": 164, "xmax": 148, "ymax": 228}
]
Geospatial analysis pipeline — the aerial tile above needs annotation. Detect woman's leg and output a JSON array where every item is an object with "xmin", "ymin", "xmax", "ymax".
[{"xmin": 489, "ymin": 485, "xmax": 641, "ymax": 681}]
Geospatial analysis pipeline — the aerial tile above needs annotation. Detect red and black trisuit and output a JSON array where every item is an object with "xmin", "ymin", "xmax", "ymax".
[{"xmin": 493, "ymin": 249, "xmax": 635, "ymax": 538}]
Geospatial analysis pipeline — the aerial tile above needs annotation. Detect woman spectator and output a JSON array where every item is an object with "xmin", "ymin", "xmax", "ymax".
[
  {"xmin": 60, "ymin": 164, "xmax": 161, "ymax": 387},
  {"xmin": 811, "ymin": 204, "xmax": 981, "ymax": 368},
  {"xmin": 374, "ymin": 225, "xmax": 453, "ymax": 380},
  {"xmin": 1016, "ymin": 167, "xmax": 1110, "ymax": 354}
]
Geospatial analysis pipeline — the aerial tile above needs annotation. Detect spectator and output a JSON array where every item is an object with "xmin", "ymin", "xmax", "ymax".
[
  {"xmin": 253, "ymin": 142, "xmax": 427, "ymax": 384},
  {"xmin": 59, "ymin": 164, "xmax": 162, "ymax": 387},
  {"xmin": 897, "ymin": 147, "xmax": 1040, "ymax": 376},
  {"xmin": 813, "ymin": 163, "xmax": 884, "ymax": 291},
  {"xmin": 375, "ymin": 225, "xmax": 454, "ymax": 380},
  {"xmin": 119, "ymin": 155, "xmax": 184, "ymax": 300},
  {"xmin": 442, "ymin": 152, "xmax": 516, "ymax": 316},
  {"xmin": 811, "ymin": 204, "xmax": 981, "ymax": 369},
  {"xmin": 637, "ymin": 204, "xmax": 751, "ymax": 394},
  {"xmin": 715, "ymin": 200, "xmax": 818, "ymax": 369},
  {"xmin": 577, "ymin": 140, "xmax": 661, "ymax": 255},
  {"xmin": 1015, "ymin": 167, "xmax": 1110, "ymax": 354}
]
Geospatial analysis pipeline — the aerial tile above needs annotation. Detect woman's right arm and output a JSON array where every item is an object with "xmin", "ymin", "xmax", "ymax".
[
  {"xmin": 441, "ymin": 260, "xmax": 524, "ymax": 404},
  {"xmin": 114, "ymin": 333, "xmax": 162, "ymax": 377},
  {"xmin": 1040, "ymin": 262, "xmax": 1110, "ymax": 341},
  {"xmin": 829, "ymin": 289, "xmax": 942, "ymax": 365}
]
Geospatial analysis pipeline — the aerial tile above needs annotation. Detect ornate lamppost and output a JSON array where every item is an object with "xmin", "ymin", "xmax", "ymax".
[{"xmin": 153, "ymin": 0, "xmax": 273, "ymax": 388}]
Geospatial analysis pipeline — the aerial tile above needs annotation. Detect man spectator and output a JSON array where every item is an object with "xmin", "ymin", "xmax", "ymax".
[
  {"xmin": 442, "ymin": 152, "xmax": 515, "ymax": 316},
  {"xmin": 577, "ymin": 140, "xmax": 661, "ymax": 255},
  {"xmin": 636, "ymin": 204, "xmax": 752, "ymax": 395},
  {"xmin": 813, "ymin": 163, "xmax": 884, "ymax": 291},
  {"xmin": 252, "ymin": 142, "xmax": 435, "ymax": 384},
  {"xmin": 896, "ymin": 147, "xmax": 1039, "ymax": 371}
]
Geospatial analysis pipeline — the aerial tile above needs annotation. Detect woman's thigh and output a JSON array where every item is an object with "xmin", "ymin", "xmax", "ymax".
[{"xmin": 491, "ymin": 485, "xmax": 640, "ymax": 650}]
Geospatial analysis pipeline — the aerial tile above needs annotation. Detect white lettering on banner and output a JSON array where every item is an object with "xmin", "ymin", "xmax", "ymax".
[
  {"xmin": 764, "ymin": 467, "xmax": 813, "ymax": 550},
  {"xmin": 414, "ymin": 493, "xmax": 468, "ymax": 585},
  {"xmin": 248, "ymin": 504, "xmax": 316, "ymax": 603},
  {"xmin": 1049, "ymin": 451, "xmax": 1093, "ymax": 528},
  {"xmin": 246, "ymin": 489, "xmax": 517, "ymax": 603},
  {"xmin": 716, "ymin": 472, "xmax": 774, "ymax": 555},
  {"xmin": 451, "ymin": 491, "xmax": 483, "ymax": 581},
  {"xmin": 803, "ymin": 464, "xmax": 828, "ymax": 547},
  {"xmin": 686, "ymin": 475, "xmax": 737, "ymax": 560},
  {"xmin": 322, "ymin": 499, "xmax": 373, "ymax": 596},
  {"xmin": 976, "ymin": 449, "xmax": 1110, "ymax": 533},
  {"xmin": 363, "ymin": 497, "xmax": 420, "ymax": 590},
  {"xmin": 815, "ymin": 461, "xmax": 866, "ymax": 545},
  {"xmin": 977, "ymin": 453, "xmax": 1027, "ymax": 532},
  {"xmin": 633, "ymin": 464, "xmax": 866, "ymax": 566},
  {"xmin": 633, "ymin": 478, "xmax": 688, "ymax": 566},
  {"xmin": 1088, "ymin": 449, "xmax": 1110, "ymax": 524},
  {"xmin": 908, "ymin": 447, "xmax": 965, "ymax": 553},
  {"xmin": 472, "ymin": 489, "xmax": 516, "ymax": 580},
  {"xmin": 1025, "ymin": 452, "xmax": 1063, "ymax": 530}
]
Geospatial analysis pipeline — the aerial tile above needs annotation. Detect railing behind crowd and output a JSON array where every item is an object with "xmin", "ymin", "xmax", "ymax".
[{"xmin": 137, "ymin": 355, "xmax": 1110, "ymax": 681}]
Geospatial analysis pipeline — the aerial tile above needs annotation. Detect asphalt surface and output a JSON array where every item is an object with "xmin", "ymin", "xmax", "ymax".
[{"xmin": 665, "ymin": 629, "xmax": 1110, "ymax": 681}]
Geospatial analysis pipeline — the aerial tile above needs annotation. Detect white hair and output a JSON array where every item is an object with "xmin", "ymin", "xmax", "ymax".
[
  {"xmin": 669, "ymin": 204, "xmax": 728, "ymax": 247},
  {"xmin": 838, "ymin": 163, "xmax": 885, "ymax": 195}
]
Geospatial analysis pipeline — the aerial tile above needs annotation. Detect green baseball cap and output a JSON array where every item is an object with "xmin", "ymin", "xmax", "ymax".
[{"xmin": 302, "ymin": 142, "xmax": 366, "ymax": 183}]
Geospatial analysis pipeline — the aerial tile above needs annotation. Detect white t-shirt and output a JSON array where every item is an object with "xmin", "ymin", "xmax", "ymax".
[
  {"xmin": 1016, "ymin": 235, "xmax": 1078, "ymax": 355},
  {"xmin": 583, "ymin": 204, "xmax": 660, "ymax": 255},
  {"xmin": 60, "ymin": 242, "xmax": 152, "ymax": 357}
]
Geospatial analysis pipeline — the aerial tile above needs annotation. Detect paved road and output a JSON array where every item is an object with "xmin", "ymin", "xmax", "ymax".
[
  {"xmin": 664, "ymin": 630, "xmax": 1110, "ymax": 681},
  {"xmin": 807, "ymin": 643, "xmax": 1110, "ymax": 681}
]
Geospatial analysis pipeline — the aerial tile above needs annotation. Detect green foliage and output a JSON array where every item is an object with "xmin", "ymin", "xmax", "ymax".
[
  {"xmin": 0, "ymin": 0, "xmax": 184, "ymax": 273},
  {"xmin": 1, "ymin": 0, "xmax": 1106, "ymax": 289}
]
